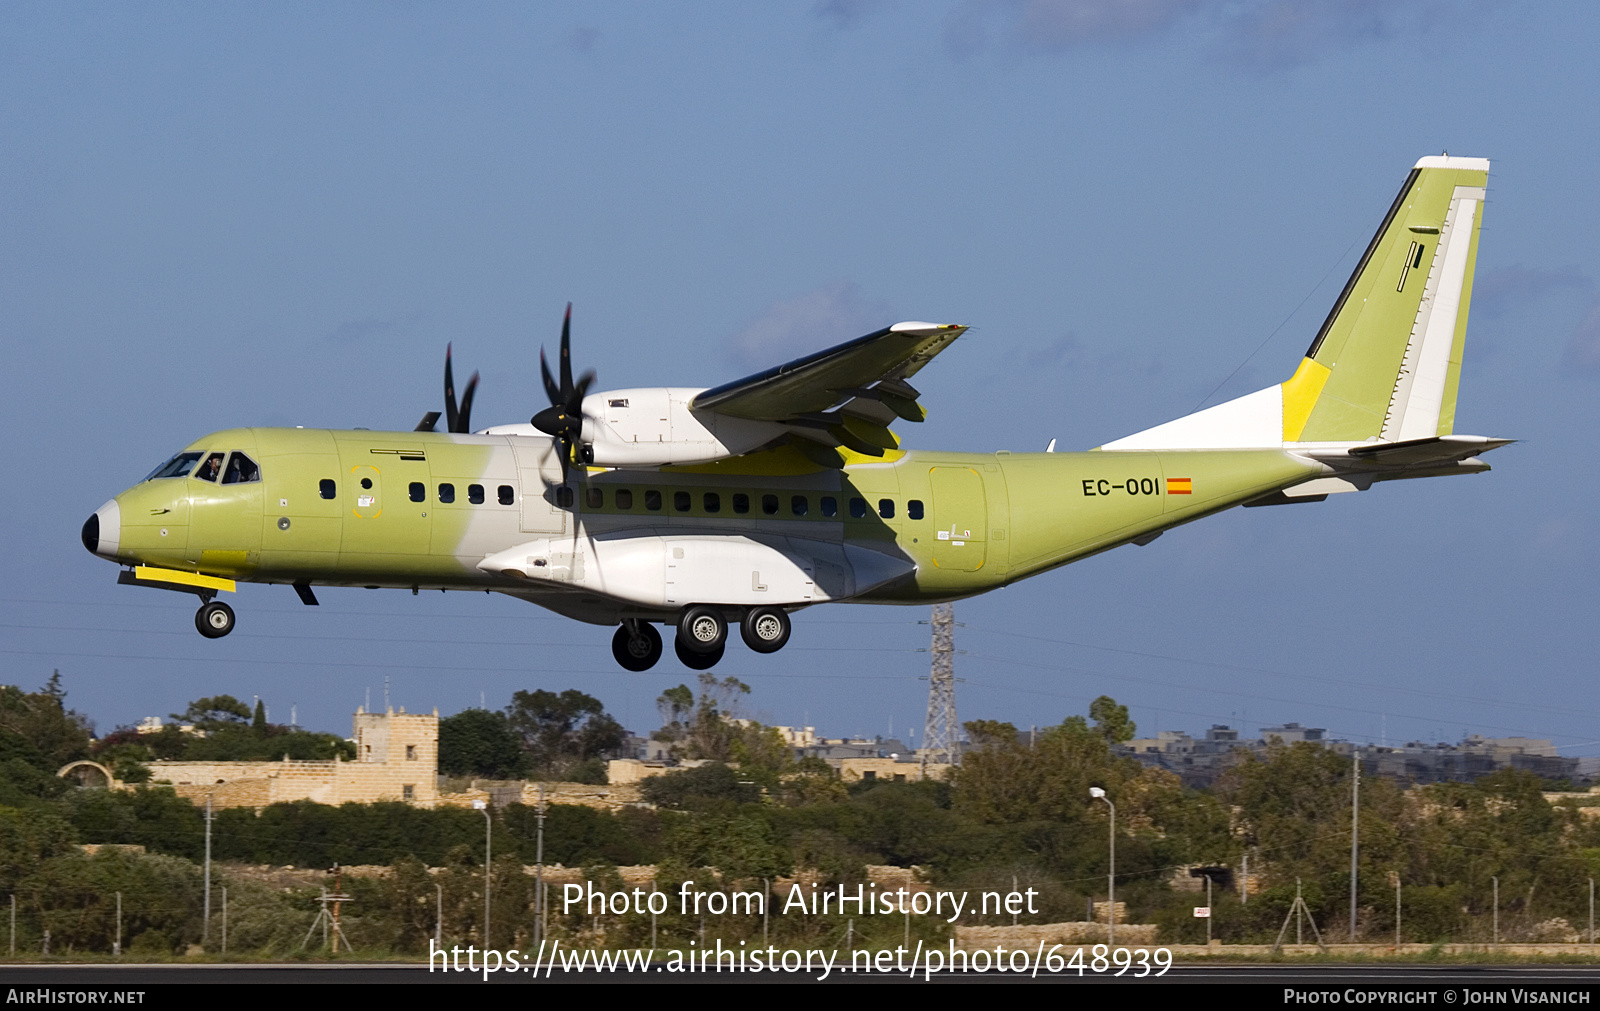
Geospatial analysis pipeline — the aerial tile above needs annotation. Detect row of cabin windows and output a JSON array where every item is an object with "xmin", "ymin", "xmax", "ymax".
[
  {"xmin": 316, "ymin": 479, "xmax": 515, "ymax": 506},
  {"xmin": 310, "ymin": 478, "xmax": 929, "ymax": 521},
  {"xmin": 579, "ymin": 486, "xmax": 925, "ymax": 521}
]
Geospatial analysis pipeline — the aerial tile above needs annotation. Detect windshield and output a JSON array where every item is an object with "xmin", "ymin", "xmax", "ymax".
[{"xmin": 144, "ymin": 451, "xmax": 203, "ymax": 481}]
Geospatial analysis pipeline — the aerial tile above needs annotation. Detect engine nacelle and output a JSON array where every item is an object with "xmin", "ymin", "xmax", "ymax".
[{"xmin": 482, "ymin": 388, "xmax": 788, "ymax": 467}]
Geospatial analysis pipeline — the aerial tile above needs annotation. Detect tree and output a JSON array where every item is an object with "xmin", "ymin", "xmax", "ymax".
[
  {"xmin": 0, "ymin": 675, "xmax": 93, "ymax": 775},
  {"xmin": 437, "ymin": 708, "xmax": 522, "ymax": 778},
  {"xmin": 251, "ymin": 698, "xmax": 268, "ymax": 735},
  {"xmin": 1088, "ymin": 695, "xmax": 1136, "ymax": 744},
  {"xmin": 640, "ymin": 763, "xmax": 761, "ymax": 809},
  {"xmin": 505, "ymin": 689, "xmax": 625, "ymax": 778},
  {"xmin": 963, "ymin": 720, "xmax": 1018, "ymax": 748},
  {"xmin": 170, "ymin": 695, "xmax": 250, "ymax": 732},
  {"xmin": 653, "ymin": 674, "xmax": 754, "ymax": 762}
]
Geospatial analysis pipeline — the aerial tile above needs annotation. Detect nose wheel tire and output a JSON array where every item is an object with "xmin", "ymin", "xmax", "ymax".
[
  {"xmin": 674, "ymin": 634, "xmax": 724, "ymax": 670},
  {"xmin": 195, "ymin": 601, "xmax": 235, "ymax": 639},
  {"xmin": 677, "ymin": 605, "xmax": 727, "ymax": 654},
  {"xmin": 740, "ymin": 606, "xmax": 791, "ymax": 654},
  {"xmin": 612, "ymin": 621, "xmax": 663, "ymax": 672}
]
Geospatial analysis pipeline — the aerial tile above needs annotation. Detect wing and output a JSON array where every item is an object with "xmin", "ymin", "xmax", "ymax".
[{"xmin": 691, "ymin": 321, "xmax": 967, "ymax": 427}]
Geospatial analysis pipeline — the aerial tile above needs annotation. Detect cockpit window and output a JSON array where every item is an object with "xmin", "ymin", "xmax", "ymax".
[
  {"xmin": 145, "ymin": 452, "xmax": 203, "ymax": 481},
  {"xmin": 194, "ymin": 453, "xmax": 226, "ymax": 482},
  {"xmin": 220, "ymin": 452, "xmax": 261, "ymax": 485}
]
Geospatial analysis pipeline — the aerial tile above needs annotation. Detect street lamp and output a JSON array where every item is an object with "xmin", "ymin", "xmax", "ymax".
[
  {"xmin": 473, "ymin": 799, "xmax": 491, "ymax": 948},
  {"xmin": 1090, "ymin": 786, "xmax": 1115, "ymax": 946}
]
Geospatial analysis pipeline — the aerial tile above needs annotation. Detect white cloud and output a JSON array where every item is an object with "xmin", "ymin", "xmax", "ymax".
[
  {"xmin": 1564, "ymin": 299, "xmax": 1600, "ymax": 373},
  {"xmin": 813, "ymin": 0, "xmax": 891, "ymax": 31},
  {"xmin": 327, "ymin": 308, "xmax": 427, "ymax": 344},
  {"xmin": 943, "ymin": 0, "xmax": 1483, "ymax": 70},
  {"xmin": 1473, "ymin": 265, "xmax": 1591, "ymax": 320},
  {"xmin": 728, "ymin": 281, "xmax": 893, "ymax": 370}
]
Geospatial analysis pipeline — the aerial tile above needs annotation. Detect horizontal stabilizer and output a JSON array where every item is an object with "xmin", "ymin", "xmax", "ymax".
[{"xmin": 1307, "ymin": 434, "xmax": 1514, "ymax": 467}]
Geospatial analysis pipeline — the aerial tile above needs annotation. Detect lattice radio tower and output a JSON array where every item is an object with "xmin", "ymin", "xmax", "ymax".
[{"xmin": 921, "ymin": 603, "xmax": 959, "ymax": 770}]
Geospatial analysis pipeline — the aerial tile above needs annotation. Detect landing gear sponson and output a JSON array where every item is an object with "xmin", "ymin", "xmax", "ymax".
[
  {"xmin": 110, "ymin": 565, "xmax": 324, "ymax": 640},
  {"xmin": 613, "ymin": 604, "xmax": 792, "ymax": 672}
]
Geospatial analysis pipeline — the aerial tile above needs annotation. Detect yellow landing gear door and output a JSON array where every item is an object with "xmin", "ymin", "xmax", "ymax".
[{"xmin": 930, "ymin": 466, "xmax": 987, "ymax": 572}]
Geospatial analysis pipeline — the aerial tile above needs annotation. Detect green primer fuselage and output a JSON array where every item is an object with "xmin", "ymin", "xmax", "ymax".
[{"xmin": 105, "ymin": 426, "xmax": 1321, "ymax": 618}]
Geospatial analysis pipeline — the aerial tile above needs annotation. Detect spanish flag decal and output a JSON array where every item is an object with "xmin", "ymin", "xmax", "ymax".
[{"xmin": 1166, "ymin": 477, "xmax": 1192, "ymax": 495}]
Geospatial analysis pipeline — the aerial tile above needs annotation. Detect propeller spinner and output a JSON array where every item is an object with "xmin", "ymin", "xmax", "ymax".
[{"xmin": 531, "ymin": 303, "xmax": 596, "ymax": 482}]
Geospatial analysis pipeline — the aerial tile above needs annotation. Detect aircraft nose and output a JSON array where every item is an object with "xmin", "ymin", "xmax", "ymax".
[{"xmin": 83, "ymin": 499, "xmax": 121, "ymax": 559}]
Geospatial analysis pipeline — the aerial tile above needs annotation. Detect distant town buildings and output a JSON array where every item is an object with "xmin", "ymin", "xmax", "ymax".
[{"xmin": 1119, "ymin": 723, "xmax": 1581, "ymax": 788}]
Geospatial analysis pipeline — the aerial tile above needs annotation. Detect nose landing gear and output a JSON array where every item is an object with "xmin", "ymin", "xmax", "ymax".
[{"xmin": 195, "ymin": 600, "xmax": 236, "ymax": 639}]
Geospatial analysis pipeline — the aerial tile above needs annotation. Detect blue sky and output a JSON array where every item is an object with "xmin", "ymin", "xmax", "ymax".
[{"xmin": 5, "ymin": 1, "xmax": 1600, "ymax": 754}]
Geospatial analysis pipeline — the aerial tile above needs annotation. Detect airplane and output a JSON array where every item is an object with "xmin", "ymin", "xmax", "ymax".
[{"xmin": 81, "ymin": 155, "xmax": 1509, "ymax": 672}]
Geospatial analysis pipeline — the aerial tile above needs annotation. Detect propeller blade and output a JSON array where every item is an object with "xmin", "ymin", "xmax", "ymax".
[
  {"xmin": 559, "ymin": 302, "xmax": 574, "ymax": 399},
  {"xmin": 539, "ymin": 348, "xmax": 562, "ymax": 406},
  {"xmin": 444, "ymin": 344, "xmax": 459, "ymax": 434},
  {"xmin": 414, "ymin": 411, "xmax": 441, "ymax": 433},
  {"xmin": 573, "ymin": 369, "xmax": 596, "ymax": 402},
  {"xmin": 556, "ymin": 434, "xmax": 572, "ymax": 485},
  {"xmin": 454, "ymin": 371, "xmax": 479, "ymax": 434}
]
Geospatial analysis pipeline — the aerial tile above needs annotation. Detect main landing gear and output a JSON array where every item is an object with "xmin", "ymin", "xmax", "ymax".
[
  {"xmin": 611, "ymin": 620, "xmax": 663, "ymax": 672},
  {"xmin": 610, "ymin": 604, "xmax": 794, "ymax": 672}
]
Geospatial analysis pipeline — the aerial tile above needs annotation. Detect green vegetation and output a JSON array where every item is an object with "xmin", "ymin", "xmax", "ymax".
[
  {"xmin": 6, "ymin": 673, "xmax": 1600, "ymax": 959},
  {"xmin": 437, "ymin": 689, "xmax": 624, "ymax": 782}
]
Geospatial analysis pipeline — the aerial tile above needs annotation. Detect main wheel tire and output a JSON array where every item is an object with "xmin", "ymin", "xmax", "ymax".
[
  {"xmin": 677, "ymin": 605, "xmax": 727, "ymax": 654},
  {"xmin": 611, "ymin": 622, "xmax": 663, "ymax": 672},
  {"xmin": 195, "ymin": 601, "xmax": 235, "ymax": 639},
  {"xmin": 740, "ymin": 606, "xmax": 791, "ymax": 654},
  {"xmin": 674, "ymin": 634, "xmax": 724, "ymax": 670}
]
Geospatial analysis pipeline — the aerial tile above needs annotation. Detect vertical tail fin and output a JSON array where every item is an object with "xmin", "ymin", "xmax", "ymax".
[
  {"xmin": 1103, "ymin": 156, "xmax": 1489, "ymax": 451},
  {"xmin": 1289, "ymin": 155, "xmax": 1488, "ymax": 442}
]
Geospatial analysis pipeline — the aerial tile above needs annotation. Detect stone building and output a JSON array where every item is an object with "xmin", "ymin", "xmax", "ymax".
[{"xmin": 147, "ymin": 706, "xmax": 441, "ymax": 810}]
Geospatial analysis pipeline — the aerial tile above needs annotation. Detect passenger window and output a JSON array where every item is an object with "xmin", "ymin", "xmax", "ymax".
[
  {"xmin": 849, "ymin": 497, "xmax": 868, "ymax": 518},
  {"xmin": 221, "ymin": 452, "xmax": 260, "ymax": 485},
  {"xmin": 556, "ymin": 487, "xmax": 574, "ymax": 508},
  {"xmin": 908, "ymin": 499, "xmax": 924, "ymax": 520},
  {"xmin": 645, "ymin": 490, "xmax": 662, "ymax": 511},
  {"xmin": 791, "ymin": 495, "xmax": 808, "ymax": 517},
  {"xmin": 319, "ymin": 479, "xmax": 336, "ymax": 500},
  {"xmin": 195, "ymin": 453, "xmax": 225, "ymax": 483},
  {"xmin": 703, "ymin": 492, "xmax": 721, "ymax": 513},
  {"xmin": 409, "ymin": 482, "xmax": 425, "ymax": 503},
  {"xmin": 498, "ymin": 485, "xmax": 514, "ymax": 505},
  {"xmin": 616, "ymin": 489, "xmax": 634, "ymax": 510},
  {"xmin": 586, "ymin": 487, "xmax": 603, "ymax": 509},
  {"xmin": 438, "ymin": 483, "xmax": 455, "ymax": 504},
  {"xmin": 674, "ymin": 491, "xmax": 691, "ymax": 512},
  {"xmin": 732, "ymin": 493, "xmax": 750, "ymax": 514},
  {"xmin": 878, "ymin": 499, "xmax": 895, "ymax": 519},
  {"xmin": 468, "ymin": 484, "xmax": 485, "ymax": 505},
  {"xmin": 761, "ymin": 494, "xmax": 779, "ymax": 516},
  {"xmin": 821, "ymin": 496, "xmax": 838, "ymax": 517}
]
